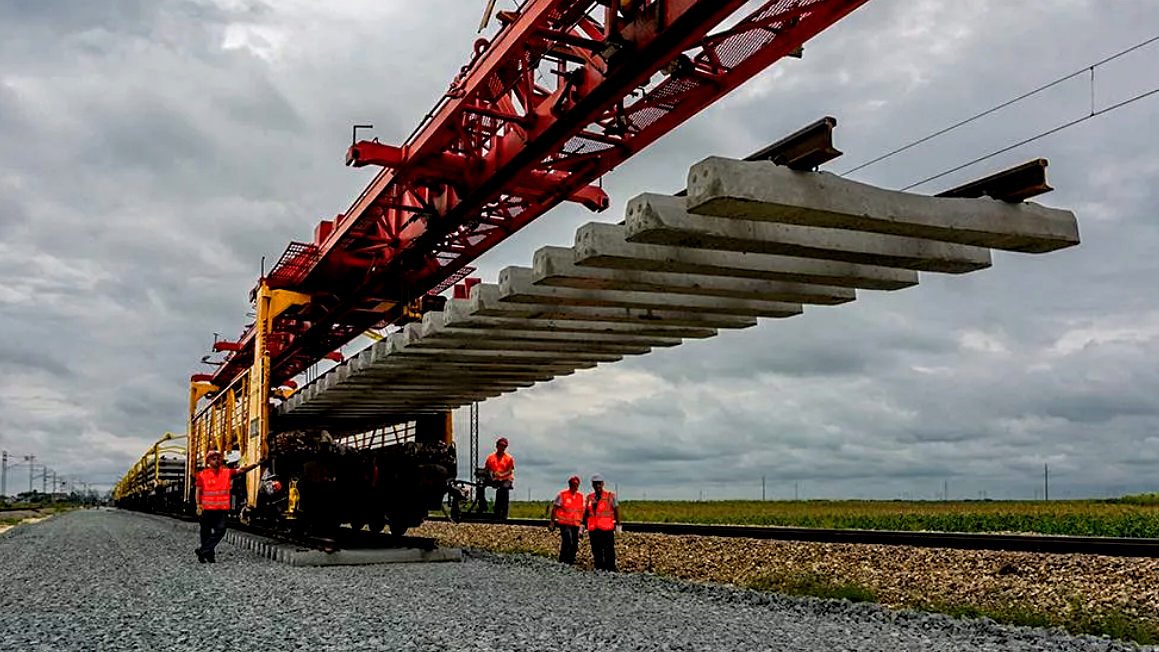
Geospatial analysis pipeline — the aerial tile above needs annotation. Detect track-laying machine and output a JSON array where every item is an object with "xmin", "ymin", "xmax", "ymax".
[{"xmin": 113, "ymin": 0, "xmax": 879, "ymax": 535}]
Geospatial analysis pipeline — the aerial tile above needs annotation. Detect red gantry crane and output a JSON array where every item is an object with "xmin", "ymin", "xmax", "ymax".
[{"xmin": 187, "ymin": 0, "xmax": 875, "ymax": 505}]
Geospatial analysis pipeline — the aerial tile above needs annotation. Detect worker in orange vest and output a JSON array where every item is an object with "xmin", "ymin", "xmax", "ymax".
[
  {"xmin": 549, "ymin": 475, "xmax": 584, "ymax": 565},
  {"xmin": 483, "ymin": 437, "xmax": 515, "ymax": 520},
  {"xmin": 583, "ymin": 474, "xmax": 620, "ymax": 571},
  {"xmin": 194, "ymin": 449, "xmax": 258, "ymax": 564}
]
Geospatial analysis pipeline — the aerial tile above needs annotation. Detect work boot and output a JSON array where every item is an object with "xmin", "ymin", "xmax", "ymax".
[
  {"xmin": 195, "ymin": 548, "xmax": 206, "ymax": 564},
  {"xmin": 206, "ymin": 552, "xmax": 216, "ymax": 564}
]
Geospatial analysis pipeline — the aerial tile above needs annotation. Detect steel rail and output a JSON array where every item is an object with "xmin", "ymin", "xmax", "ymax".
[{"xmin": 433, "ymin": 516, "xmax": 1159, "ymax": 558}]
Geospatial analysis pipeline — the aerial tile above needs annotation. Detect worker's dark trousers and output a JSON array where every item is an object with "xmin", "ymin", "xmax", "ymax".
[
  {"xmin": 491, "ymin": 480, "xmax": 512, "ymax": 519},
  {"xmin": 558, "ymin": 525, "xmax": 580, "ymax": 565},
  {"xmin": 589, "ymin": 528, "xmax": 616, "ymax": 571},
  {"xmin": 198, "ymin": 509, "xmax": 229, "ymax": 557}
]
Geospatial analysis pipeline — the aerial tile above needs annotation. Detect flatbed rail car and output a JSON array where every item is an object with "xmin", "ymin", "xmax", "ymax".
[
  {"xmin": 112, "ymin": 433, "xmax": 187, "ymax": 513},
  {"xmin": 115, "ymin": 421, "xmax": 456, "ymax": 537}
]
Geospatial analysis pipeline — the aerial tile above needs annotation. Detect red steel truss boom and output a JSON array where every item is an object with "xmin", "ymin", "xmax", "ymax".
[{"xmin": 205, "ymin": 0, "xmax": 874, "ymax": 390}]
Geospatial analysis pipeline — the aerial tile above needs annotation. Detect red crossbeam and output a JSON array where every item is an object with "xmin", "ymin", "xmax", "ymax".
[{"xmin": 208, "ymin": 0, "xmax": 873, "ymax": 388}]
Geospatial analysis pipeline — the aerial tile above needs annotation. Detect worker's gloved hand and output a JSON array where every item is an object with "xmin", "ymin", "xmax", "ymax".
[
  {"xmin": 615, "ymin": 524, "xmax": 622, "ymax": 533},
  {"xmin": 196, "ymin": 506, "xmax": 203, "ymax": 516},
  {"xmin": 548, "ymin": 522, "xmax": 555, "ymax": 532}
]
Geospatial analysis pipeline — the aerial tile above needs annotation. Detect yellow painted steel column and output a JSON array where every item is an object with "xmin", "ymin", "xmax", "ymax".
[
  {"xmin": 186, "ymin": 382, "xmax": 199, "ymax": 504},
  {"xmin": 242, "ymin": 283, "xmax": 312, "ymax": 512},
  {"xmin": 246, "ymin": 283, "xmax": 272, "ymax": 511},
  {"xmin": 186, "ymin": 381, "xmax": 218, "ymax": 505}
]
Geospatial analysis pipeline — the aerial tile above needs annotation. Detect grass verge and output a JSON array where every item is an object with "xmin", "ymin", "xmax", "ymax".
[
  {"xmin": 904, "ymin": 597, "xmax": 1159, "ymax": 645},
  {"xmin": 742, "ymin": 573, "xmax": 1159, "ymax": 646},
  {"xmin": 746, "ymin": 570, "xmax": 876, "ymax": 603}
]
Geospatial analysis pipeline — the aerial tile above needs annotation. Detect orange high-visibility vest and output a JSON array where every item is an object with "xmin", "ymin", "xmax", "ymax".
[
  {"xmin": 553, "ymin": 489, "xmax": 584, "ymax": 527},
  {"xmin": 485, "ymin": 452, "xmax": 514, "ymax": 482},
  {"xmin": 196, "ymin": 468, "xmax": 235, "ymax": 511},
  {"xmin": 585, "ymin": 491, "xmax": 616, "ymax": 531}
]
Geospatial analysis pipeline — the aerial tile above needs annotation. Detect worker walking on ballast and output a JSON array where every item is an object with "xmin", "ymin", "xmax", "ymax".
[
  {"xmin": 483, "ymin": 437, "xmax": 515, "ymax": 520},
  {"xmin": 583, "ymin": 474, "xmax": 620, "ymax": 572},
  {"xmin": 194, "ymin": 449, "xmax": 257, "ymax": 563},
  {"xmin": 549, "ymin": 475, "xmax": 584, "ymax": 565}
]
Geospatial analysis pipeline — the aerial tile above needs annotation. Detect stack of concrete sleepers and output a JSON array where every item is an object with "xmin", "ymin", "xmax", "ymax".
[{"xmin": 275, "ymin": 156, "xmax": 1079, "ymax": 430}]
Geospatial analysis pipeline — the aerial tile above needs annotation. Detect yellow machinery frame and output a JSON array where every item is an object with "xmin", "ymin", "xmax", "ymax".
[
  {"xmin": 185, "ymin": 281, "xmax": 312, "ymax": 510},
  {"xmin": 180, "ymin": 280, "xmax": 454, "ymax": 519}
]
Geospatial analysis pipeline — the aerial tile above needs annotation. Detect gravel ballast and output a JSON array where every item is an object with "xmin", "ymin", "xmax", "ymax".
[
  {"xmin": 413, "ymin": 521, "xmax": 1159, "ymax": 622},
  {"xmin": 0, "ymin": 509, "xmax": 1153, "ymax": 652}
]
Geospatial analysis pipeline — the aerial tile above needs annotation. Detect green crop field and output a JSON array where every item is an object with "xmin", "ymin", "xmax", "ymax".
[{"xmin": 502, "ymin": 494, "xmax": 1159, "ymax": 538}]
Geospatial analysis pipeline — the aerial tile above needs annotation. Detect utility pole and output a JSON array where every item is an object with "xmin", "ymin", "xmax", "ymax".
[
  {"xmin": 1044, "ymin": 463, "xmax": 1049, "ymax": 501},
  {"xmin": 25, "ymin": 455, "xmax": 35, "ymax": 494},
  {"xmin": 944, "ymin": 479, "xmax": 948, "ymax": 502},
  {"xmin": 794, "ymin": 482, "xmax": 799, "ymax": 501},
  {"xmin": 1, "ymin": 450, "xmax": 7, "ymax": 498},
  {"xmin": 761, "ymin": 475, "xmax": 766, "ymax": 501}
]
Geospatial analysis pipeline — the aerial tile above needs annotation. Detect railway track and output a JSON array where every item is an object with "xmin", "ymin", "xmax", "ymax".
[
  {"xmin": 134, "ymin": 509, "xmax": 439, "ymax": 554},
  {"xmin": 433, "ymin": 516, "xmax": 1159, "ymax": 558}
]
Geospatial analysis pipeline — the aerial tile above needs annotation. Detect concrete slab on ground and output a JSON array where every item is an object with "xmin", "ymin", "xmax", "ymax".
[{"xmin": 222, "ymin": 529, "xmax": 462, "ymax": 567}]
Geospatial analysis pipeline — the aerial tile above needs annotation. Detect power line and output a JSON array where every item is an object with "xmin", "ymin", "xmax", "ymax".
[
  {"xmin": 838, "ymin": 33, "xmax": 1159, "ymax": 177},
  {"xmin": 900, "ymin": 83, "xmax": 1159, "ymax": 191}
]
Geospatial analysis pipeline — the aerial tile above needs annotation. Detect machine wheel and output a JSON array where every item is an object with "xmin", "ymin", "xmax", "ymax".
[
  {"xmin": 389, "ymin": 521, "xmax": 409, "ymax": 537},
  {"xmin": 367, "ymin": 516, "xmax": 386, "ymax": 534}
]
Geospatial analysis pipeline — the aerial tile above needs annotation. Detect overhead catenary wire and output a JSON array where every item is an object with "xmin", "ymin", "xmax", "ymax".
[
  {"xmin": 900, "ymin": 83, "xmax": 1159, "ymax": 191},
  {"xmin": 837, "ymin": 32, "xmax": 1159, "ymax": 178}
]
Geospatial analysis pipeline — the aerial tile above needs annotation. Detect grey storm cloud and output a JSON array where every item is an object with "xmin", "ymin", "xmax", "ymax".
[{"xmin": 1, "ymin": 0, "xmax": 1157, "ymax": 500}]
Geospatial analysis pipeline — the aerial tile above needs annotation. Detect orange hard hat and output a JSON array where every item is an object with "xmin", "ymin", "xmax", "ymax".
[{"xmin": 496, "ymin": 437, "xmax": 509, "ymax": 447}]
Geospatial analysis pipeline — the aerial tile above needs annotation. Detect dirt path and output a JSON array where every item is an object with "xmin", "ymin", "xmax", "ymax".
[{"xmin": 0, "ymin": 509, "xmax": 57, "ymax": 536}]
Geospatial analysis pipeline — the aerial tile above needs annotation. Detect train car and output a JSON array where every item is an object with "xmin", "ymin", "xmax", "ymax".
[
  {"xmin": 114, "ymin": 417, "xmax": 457, "ymax": 537},
  {"xmin": 246, "ymin": 419, "xmax": 457, "ymax": 536},
  {"xmin": 111, "ymin": 433, "xmax": 188, "ymax": 514}
]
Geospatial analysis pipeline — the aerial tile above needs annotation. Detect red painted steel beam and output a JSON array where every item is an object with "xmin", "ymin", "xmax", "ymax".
[{"xmin": 207, "ymin": 0, "xmax": 875, "ymax": 389}]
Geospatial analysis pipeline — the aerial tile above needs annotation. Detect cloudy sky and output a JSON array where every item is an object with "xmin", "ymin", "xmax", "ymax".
[{"xmin": 1, "ymin": 0, "xmax": 1157, "ymax": 502}]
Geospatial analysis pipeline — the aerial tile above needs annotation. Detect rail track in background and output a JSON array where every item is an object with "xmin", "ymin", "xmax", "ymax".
[{"xmin": 431, "ymin": 516, "xmax": 1159, "ymax": 558}]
